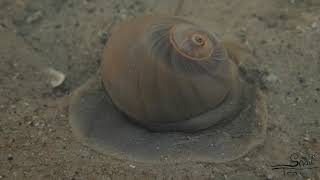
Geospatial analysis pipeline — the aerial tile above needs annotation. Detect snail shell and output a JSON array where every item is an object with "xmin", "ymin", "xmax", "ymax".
[{"xmin": 101, "ymin": 16, "xmax": 243, "ymax": 132}]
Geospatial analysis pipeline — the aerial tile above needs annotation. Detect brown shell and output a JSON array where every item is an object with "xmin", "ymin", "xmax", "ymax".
[{"xmin": 101, "ymin": 16, "xmax": 242, "ymax": 132}]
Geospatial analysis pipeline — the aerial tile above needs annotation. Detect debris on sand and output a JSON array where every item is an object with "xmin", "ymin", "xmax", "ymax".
[
  {"xmin": 265, "ymin": 74, "xmax": 278, "ymax": 83},
  {"xmin": 44, "ymin": 68, "xmax": 66, "ymax": 88},
  {"xmin": 26, "ymin": 11, "xmax": 43, "ymax": 24},
  {"xmin": 98, "ymin": 31, "xmax": 109, "ymax": 45}
]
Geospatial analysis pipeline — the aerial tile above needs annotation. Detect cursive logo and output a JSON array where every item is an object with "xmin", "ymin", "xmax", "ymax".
[{"xmin": 271, "ymin": 152, "xmax": 319, "ymax": 177}]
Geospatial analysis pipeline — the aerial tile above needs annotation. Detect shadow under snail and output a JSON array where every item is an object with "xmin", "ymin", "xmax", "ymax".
[{"xmin": 69, "ymin": 16, "xmax": 267, "ymax": 163}]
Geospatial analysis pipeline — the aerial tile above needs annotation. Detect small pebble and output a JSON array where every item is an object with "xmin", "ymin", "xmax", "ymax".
[
  {"xmin": 129, "ymin": 164, "xmax": 136, "ymax": 168},
  {"xmin": 26, "ymin": 11, "xmax": 43, "ymax": 24},
  {"xmin": 296, "ymin": 25, "xmax": 305, "ymax": 33},
  {"xmin": 44, "ymin": 68, "xmax": 66, "ymax": 88},
  {"xmin": 303, "ymin": 134, "xmax": 310, "ymax": 142},
  {"xmin": 98, "ymin": 31, "xmax": 109, "ymax": 45},
  {"xmin": 311, "ymin": 22, "xmax": 317, "ymax": 29},
  {"xmin": 119, "ymin": 9, "xmax": 128, "ymax": 20},
  {"xmin": 79, "ymin": 149, "xmax": 90, "ymax": 158},
  {"xmin": 224, "ymin": 175, "xmax": 228, "ymax": 179},
  {"xmin": 7, "ymin": 154, "xmax": 13, "ymax": 161},
  {"xmin": 244, "ymin": 157, "xmax": 250, "ymax": 161},
  {"xmin": 265, "ymin": 74, "xmax": 278, "ymax": 83},
  {"xmin": 27, "ymin": 121, "xmax": 34, "ymax": 126}
]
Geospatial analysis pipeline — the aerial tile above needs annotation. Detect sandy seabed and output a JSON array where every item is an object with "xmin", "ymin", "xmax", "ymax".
[{"xmin": 0, "ymin": 0, "xmax": 320, "ymax": 179}]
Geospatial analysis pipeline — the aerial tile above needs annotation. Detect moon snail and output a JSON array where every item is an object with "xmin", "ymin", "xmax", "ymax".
[{"xmin": 69, "ymin": 16, "xmax": 268, "ymax": 163}]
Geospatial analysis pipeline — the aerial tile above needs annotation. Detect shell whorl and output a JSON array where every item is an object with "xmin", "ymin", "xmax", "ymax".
[
  {"xmin": 169, "ymin": 24, "xmax": 214, "ymax": 61},
  {"xmin": 144, "ymin": 18, "xmax": 227, "ymax": 76}
]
